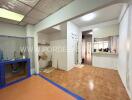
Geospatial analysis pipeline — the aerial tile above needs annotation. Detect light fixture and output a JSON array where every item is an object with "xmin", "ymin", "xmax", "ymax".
[
  {"xmin": 0, "ymin": 8, "xmax": 24, "ymax": 22},
  {"xmin": 81, "ymin": 13, "xmax": 96, "ymax": 21}
]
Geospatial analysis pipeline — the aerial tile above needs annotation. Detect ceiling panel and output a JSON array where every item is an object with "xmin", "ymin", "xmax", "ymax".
[
  {"xmin": 18, "ymin": 0, "xmax": 40, "ymax": 7},
  {"xmin": 27, "ymin": 9, "xmax": 48, "ymax": 20},
  {"xmin": 35, "ymin": 0, "xmax": 62, "ymax": 14},
  {"xmin": 0, "ymin": 17, "xmax": 18, "ymax": 24},
  {"xmin": 0, "ymin": 0, "xmax": 32, "ymax": 15},
  {"xmin": 23, "ymin": 17, "xmax": 39, "ymax": 24},
  {"xmin": 56, "ymin": 0, "xmax": 73, "ymax": 7},
  {"xmin": 0, "ymin": 0, "xmax": 74, "ymax": 25}
]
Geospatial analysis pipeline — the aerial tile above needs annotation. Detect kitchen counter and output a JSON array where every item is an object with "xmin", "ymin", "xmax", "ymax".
[
  {"xmin": 92, "ymin": 52, "xmax": 118, "ymax": 70},
  {"xmin": 92, "ymin": 52, "xmax": 118, "ymax": 56}
]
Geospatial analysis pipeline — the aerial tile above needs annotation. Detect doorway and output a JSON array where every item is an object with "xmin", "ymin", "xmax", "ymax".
[{"xmin": 81, "ymin": 30, "xmax": 92, "ymax": 65}]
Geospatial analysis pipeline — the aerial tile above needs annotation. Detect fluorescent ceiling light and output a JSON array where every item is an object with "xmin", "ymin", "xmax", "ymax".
[
  {"xmin": 0, "ymin": 8, "xmax": 24, "ymax": 22},
  {"xmin": 81, "ymin": 13, "xmax": 96, "ymax": 21}
]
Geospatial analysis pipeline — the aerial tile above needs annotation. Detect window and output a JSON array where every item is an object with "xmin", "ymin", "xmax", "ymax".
[
  {"xmin": 94, "ymin": 41, "xmax": 109, "ymax": 50},
  {"xmin": 104, "ymin": 41, "xmax": 109, "ymax": 48}
]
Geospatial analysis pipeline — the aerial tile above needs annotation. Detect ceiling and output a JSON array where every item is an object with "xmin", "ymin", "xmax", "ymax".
[
  {"xmin": 0, "ymin": 0, "xmax": 73, "ymax": 26},
  {"xmin": 39, "ymin": 27, "xmax": 60, "ymax": 34},
  {"xmin": 71, "ymin": 3, "xmax": 124, "ymax": 27}
]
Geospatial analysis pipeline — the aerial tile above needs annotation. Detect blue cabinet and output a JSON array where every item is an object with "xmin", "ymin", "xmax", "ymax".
[{"xmin": 0, "ymin": 59, "xmax": 31, "ymax": 89}]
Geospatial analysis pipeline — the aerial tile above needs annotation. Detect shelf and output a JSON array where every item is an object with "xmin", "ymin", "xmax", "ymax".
[
  {"xmin": 5, "ymin": 61, "xmax": 28, "ymax": 84},
  {"xmin": 0, "ymin": 59, "xmax": 30, "ymax": 88},
  {"xmin": 6, "ymin": 74, "xmax": 27, "ymax": 84}
]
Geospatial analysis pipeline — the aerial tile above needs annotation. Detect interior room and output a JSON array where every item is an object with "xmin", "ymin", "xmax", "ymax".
[
  {"xmin": 38, "ymin": 23, "xmax": 67, "ymax": 72},
  {"xmin": 0, "ymin": 0, "xmax": 132, "ymax": 100}
]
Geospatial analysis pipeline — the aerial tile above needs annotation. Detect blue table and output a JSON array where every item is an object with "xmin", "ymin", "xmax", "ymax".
[{"xmin": 0, "ymin": 59, "xmax": 31, "ymax": 89}]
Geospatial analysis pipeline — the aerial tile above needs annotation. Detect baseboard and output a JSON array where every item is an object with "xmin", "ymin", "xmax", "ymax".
[
  {"xmin": 126, "ymin": 88, "xmax": 132, "ymax": 100},
  {"xmin": 66, "ymin": 66, "xmax": 74, "ymax": 71},
  {"xmin": 92, "ymin": 66, "xmax": 118, "ymax": 70},
  {"xmin": 52, "ymin": 66, "xmax": 68, "ymax": 71},
  {"xmin": 118, "ymin": 70, "xmax": 132, "ymax": 100}
]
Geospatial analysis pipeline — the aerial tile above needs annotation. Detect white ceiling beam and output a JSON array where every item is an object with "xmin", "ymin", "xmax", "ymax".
[
  {"xmin": 35, "ymin": 0, "xmax": 130, "ymax": 33},
  {"xmin": 81, "ymin": 19, "xmax": 119, "ymax": 32},
  {"xmin": 118, "ymin": 4, "xmax": 129, "ymax": 22}
]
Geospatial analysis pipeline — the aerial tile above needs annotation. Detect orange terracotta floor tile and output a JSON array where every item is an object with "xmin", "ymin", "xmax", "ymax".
[
  {"xmin": 41, "ymin": 66, "xmax": 130, "ymax": 100},
  {"xmin": 0, "ymin": 76, "xmax": 75, "ymax": 100}
]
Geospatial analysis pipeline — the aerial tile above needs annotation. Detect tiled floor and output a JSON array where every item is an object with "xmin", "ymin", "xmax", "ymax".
[{"xmin": 41, "ymin": 66, "xmax": 130, "ymax": 100}]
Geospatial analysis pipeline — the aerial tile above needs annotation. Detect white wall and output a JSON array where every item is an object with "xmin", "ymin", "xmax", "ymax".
[
  {"xmin": 67, "ymin": 22, "xmax": 80, "ymax": 70},
  {"xmin": 49, "ymin": 23, "xmax": 67, "ymax": 70},
  {"xmin": 128, "ymin": 4, "xmax": 132, "ymax": 100},
  {"xmin": 81, "ymin": 20, "xmax": 118, "ymax": 29},
  {"xmin": 26, "ymin": 25, "xmax": 35, "ymax": 37},
  {"xmin": 34, "ymin": 33, "xmax": 39, "ymax": 73},
  {"xmin": 26, "ymin": 38, "xmax": 35, "ymax": 74},
  {"xmin": 93, "ymin": 24, "xmax": 119, "ymax": 38},
  {"xmin": 118, "ymin": 5, "xmax": 132, "ymax": 99},
  {"xmin": 50, "ymin": 39, "xmax": 67, "ymax": 70},
  {"xmin": 25, "ymin": 24, "xmax": 39, "ymax": 74},
  {"xmin": 81, "ymin": 20, "xmax": 119, "ymax": 37},
  {"xmin": 38, "ymin": 32, "xmax": 49, "ymax": 44},
  {"xmin": 0, "ymin": 37, "xmax": 26, "ymax": 60},
  {"xmin": 0, "ymin": 22, "xmax": 26, "ymax": 37}
]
